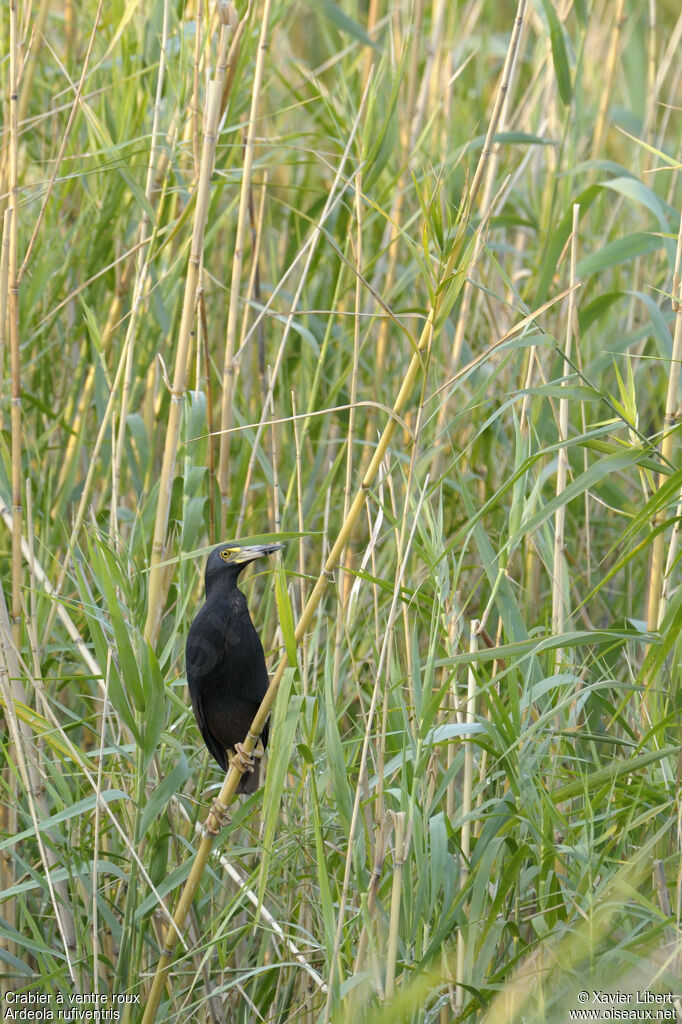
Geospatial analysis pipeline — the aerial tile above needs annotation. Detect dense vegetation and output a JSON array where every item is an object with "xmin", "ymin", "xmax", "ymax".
[{"xmin": 1, "ymin": 1, "xmax": 680, "ymax": 1021}]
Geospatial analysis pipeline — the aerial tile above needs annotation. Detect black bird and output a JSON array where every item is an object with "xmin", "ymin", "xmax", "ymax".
[{"xmin": 186, "ymin": 542, "xmax": 283, "ymax": 793}]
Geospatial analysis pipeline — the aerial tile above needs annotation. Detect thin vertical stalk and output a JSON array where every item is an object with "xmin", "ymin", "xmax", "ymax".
[
  {"xmin": 2, "ymin": 96, "xmax": 18, "ymax": 939},
  {"xmin": 217, "ymin": 0, "xmax": 273, "ymax": 525},
  {"xmin": 332, "ymin": 174, "xmax": 363, "ymax": 693},
  {"xmin": 362, "ymin": 0, "xmax": 381, "ymax": 88},
  {"xmin": 92, "ymin": 650, "xmax": 113, "ymax": 996},
  {"xmin": 647, "ymin": 213, "xmax": 682, "ymax": 633},
  {"xmin": 0, "ymin": 0, "xmax": 47, "ymax": 217},
  {"xmin": 268, "ymin": 367, "xmax": 281, "ymax": 536},
  {"xmin": 17, "ymin": 0, "xmax": 50, "ymax": 129},
  {"xmin": 290, "ymin": 391, "xmax": 308, "ymax": 694},
  {"xmin": 644, "ymin": 0, "xmax": 657, "ymax": 154},
  {"xmin": 109, "ymin": 411, "xmax": 119, "ymax": 546},
  {"xmin": 199, "ymin": 295, "xmax": 217, "ymax": 544},
  {"xmin": 292, "ymin": 396, "xmax": 311, "ymax": 1024},
  {"xmin": 385, "ymin": 812, "xmax": 408, "ymax": 1000},
  {"xmin": 591, "ymin": 0, "xmax": 627, "ymax": 158},
  {"xmin": 145, "ymin": 17, "xmax": 238, "ymax": 645},
  {"xmin": 0, "ymin": 210, "xmax": 11, "ymax": 433},
  {"xmin": 8, "ymin": 0, "xmax": 21, "ymax": 649},
  {"xmin": 191, "ymin": 0, "xmax": 203, "ymax": 177},
  {"xmin": 660, "ymin": 493, "xmax": 682, "ymax": 624},
  {"xmin": 405, "ymin": 0, "xmax": 425, "ymax": 145},
  {"xmin": 456, "ymin": 622, "xmax": 478, "ymax": 1012},
  {"xmin": 445, "ymin": 610, "xmax": 460, "ymax": 825},
  {"xmin": 241, "ymin": 174, "xmax": 268, "ymax": 400},
  {"xmin": 552, "ymin": 204, "xmax": 580, "ymax": 670}
]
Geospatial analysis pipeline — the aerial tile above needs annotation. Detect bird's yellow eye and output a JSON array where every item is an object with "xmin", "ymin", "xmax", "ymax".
[{"xmin": 220, "ymin": 548, "xmax": 232, "ymax": 560}]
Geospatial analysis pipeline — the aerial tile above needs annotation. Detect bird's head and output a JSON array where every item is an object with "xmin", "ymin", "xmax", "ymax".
[{"xmin": 204, "ymin": 541, "xmax": 284, "ymax": 594}]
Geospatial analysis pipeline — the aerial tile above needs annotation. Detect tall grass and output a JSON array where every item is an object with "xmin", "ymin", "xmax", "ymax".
[{"xmin": 1, "ymin": 1, "xmax": 680, "ymax": 1022}]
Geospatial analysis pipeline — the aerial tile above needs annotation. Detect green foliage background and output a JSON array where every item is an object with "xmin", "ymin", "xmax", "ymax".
[{"xmin": 0, "ymin": 0, "xmax": 680, "ymax": 1021}]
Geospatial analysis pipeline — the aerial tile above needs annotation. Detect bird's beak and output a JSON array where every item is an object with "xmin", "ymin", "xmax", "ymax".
[{"xmin": 229, "ymin": 543, "xmax": 284, "ymax": 565}]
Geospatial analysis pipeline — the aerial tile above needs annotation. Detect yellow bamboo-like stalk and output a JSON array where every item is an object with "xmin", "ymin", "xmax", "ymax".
[
  {"xmin": 0, "ymin": 0, "xmax": 51, "ymax": 219},
  {"xmin": 17, "ymin": 0, "xmax": 50, "ymax": 130},
  {"xmin": 290, "ymin": 391, "xmax": 309, "ymax": 694},
  {"xmin": 332, "ymin": 174, "xmax": 363, "ymax": 694},
  {"xmin": 445, "ymin": 604, "xmax": 460, "ymax": 825},
  {"xmin": 659, "ymin": 492, "xmax": 682, "ymax": 627},
  {"xmin": 8, "ymin": 0, "xmax": 21, "ymax": 651},
  {"xmin": 0, "ymin": 210, "xmax": 11, "ymax": 434},
  {"xmin": 267, "ymin": 367, "xmax": 281, "ymax": 537},
  {"xmin": 385, "ymin": 812, "xmax": 410, "ymax": 1001},
  {"xmin": 145, "ymin": 16, "xmax": 238, "ymax": 645},
  {"xmin": 217, "ymin": 0, "xmax": 273, "ymax": 528},
  {"xmin": 644, "ymin": 0, "xmax": 657, "ymax": 156},
  {"xmin": 191, "ymin": 0, "xmax": 203, "ymax": 178},
  {"xmin": 552, "ymin": 204, "xmax": 580, "ymax": 671},
  {"xmin": 646, "ymin": 214, "xmax": 682, "ymax": 634},
  {"xmin": 292, "ymin": 398, "xmax": 312, "ymax": 1024},
  {"xmin": 370, "ymin": 472, "xmax": 389, "ymax": 832},
  {"xmin": 405, "ymin": 0, "xmax": 425, "ymax": 144},
  {"xmin": 456, "ymin": 623, "xmax": 478, "ymax": 1013},
  {"xmin": 92, "ymin": 648, "xmax": 114, "ymax": 996},
  {"xmin": 240, "ymin": 173, "xmax": 268, "ymax": 399},
  {"xmin": 3, "ymin": 77, "xmax": 18, "ymax": 944}
]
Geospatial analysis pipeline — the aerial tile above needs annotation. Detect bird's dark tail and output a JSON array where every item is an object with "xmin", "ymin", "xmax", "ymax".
[{"xmin": 236, "ymin": 761, "xmax": 262, "ymax": 794}]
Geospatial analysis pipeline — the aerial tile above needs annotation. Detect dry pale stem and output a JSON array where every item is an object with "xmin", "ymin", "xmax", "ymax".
[
  {"xmin": 646, "ymin": 213, "xmax": 682, "ymax": 636},
  {"xmin": 552, "ymin": 204, "xmax": 580, "ymax": 670}
]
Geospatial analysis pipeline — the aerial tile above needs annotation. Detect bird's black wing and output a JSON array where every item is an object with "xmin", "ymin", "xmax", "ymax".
[
  {"xmin": 223, "ymin": 589, "xmax": 271, "ymax": 750},
  {"xmin": 186, "ymin": 600, "xmax": 234, "ymax": 771},
  {"xmin": 188, "ymin": 685, "xmax": 230, "ymax": 772}
]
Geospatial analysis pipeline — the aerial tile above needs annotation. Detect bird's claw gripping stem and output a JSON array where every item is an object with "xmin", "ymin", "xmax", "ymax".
[
  {"xmin": 231, "ymin": 742, "xmax": 255, "ymax": 776},
  {"xmin": 205, "ymin": 799, "xmax": 231, "ymax": 837}
]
